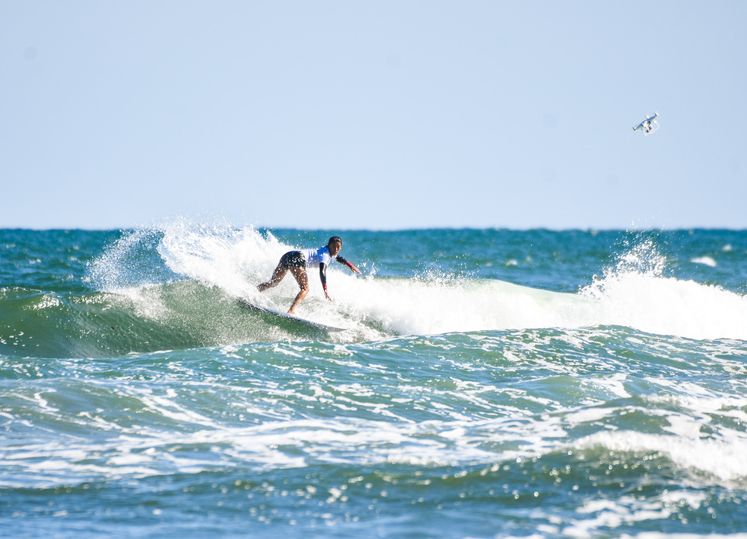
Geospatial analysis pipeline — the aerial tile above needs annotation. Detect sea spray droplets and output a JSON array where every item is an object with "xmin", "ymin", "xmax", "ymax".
[
  {"xmin": 579, "ymin": 240, "xmax": 747, "ymax": 340},
  {"xmin": 157, "ymin": 221, "xmax": 268, "ymax": 298},
  {"xmin": 87, "ymin": 228, "xmax": 176, "ymax": 291}
]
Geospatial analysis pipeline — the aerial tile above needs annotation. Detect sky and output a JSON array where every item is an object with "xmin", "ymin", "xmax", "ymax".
[{"xmin": 1, "ymin": 1, "xmax": 746, "ymax": 230}]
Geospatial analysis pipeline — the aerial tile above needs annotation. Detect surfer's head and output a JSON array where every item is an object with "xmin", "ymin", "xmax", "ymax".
[{"xmin": 327, "ymin": 236, "xmax": 343, "ymax": 256}]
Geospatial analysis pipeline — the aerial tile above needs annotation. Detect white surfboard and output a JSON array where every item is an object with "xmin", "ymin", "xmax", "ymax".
[
  {"xmin": 633, "ymin": 112, "xmax": 659, "ymax": 135},
  {"xmin": 237, "ymin": 299, "xmax": 348, "ymax": 332}
]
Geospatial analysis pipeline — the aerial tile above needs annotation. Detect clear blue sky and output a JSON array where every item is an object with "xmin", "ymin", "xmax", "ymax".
[{"xmin": 1, "ymin": 1, "xmax": 746, "ymax": 229}]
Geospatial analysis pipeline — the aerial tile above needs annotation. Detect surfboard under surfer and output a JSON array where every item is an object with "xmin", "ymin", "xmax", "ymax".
[{"xmin": 257, "ymin": 236, "xmax": 361, "ymax": 314}]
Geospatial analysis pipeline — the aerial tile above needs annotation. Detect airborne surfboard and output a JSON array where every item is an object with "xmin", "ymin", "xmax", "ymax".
[{"xmin": 633, "ymin": 112, "xmax": 659, "ymax": 135}]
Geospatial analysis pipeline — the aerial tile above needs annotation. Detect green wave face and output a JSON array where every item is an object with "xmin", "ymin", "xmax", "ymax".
[{"xmin": 0, "ymin": 282, "xmax": 327, "ymax": 359}]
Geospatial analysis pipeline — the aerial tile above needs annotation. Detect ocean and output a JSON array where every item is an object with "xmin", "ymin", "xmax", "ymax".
[{"xmin": 1, "ymin": 223, "xmax": 746, "ymax": 538}]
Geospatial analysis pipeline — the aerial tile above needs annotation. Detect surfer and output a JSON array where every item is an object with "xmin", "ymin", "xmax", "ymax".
[{"xmin": 257, "ymin": 236, "xmax": 361, "ymax": 314}]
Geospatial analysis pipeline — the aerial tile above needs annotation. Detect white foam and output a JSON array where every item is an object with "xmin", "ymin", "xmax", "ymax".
[
  {"xmin": 580, "ymin": 242, "xmax": 747, "ymax": 340},
  {"xmin": 587, "ymin": 373, "xmax": 630, "ymax": 399},
  {"xmin": 566, "ymin": 490, "xmax": 717, "ymax": 537},
  {"xmin": 575, "ymin": 430, "xmax": 747, "ymax": 483},
  {"xmin": 33, "ymin": 294, "xmax": 62, "ymax": 310},
  {"xmin": 157, "ymin": 219, "xmax": 279, "ymax": 299},
  {"xmin": 691, "ymin": 256, "xmax": 717, "ymax": 267},
  {"xmin": 564, "ymin": 407, "xmax": 615, "ymax": 427}
]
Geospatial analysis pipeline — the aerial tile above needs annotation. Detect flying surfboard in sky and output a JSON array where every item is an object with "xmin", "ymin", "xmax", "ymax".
[{"xmin": 633, "ymin": 112, "xmax": 660, "ymax": 135}]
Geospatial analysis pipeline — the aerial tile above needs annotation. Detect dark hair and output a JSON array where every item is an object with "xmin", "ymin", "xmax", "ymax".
[{"xmin": 328, "ymin": 236, "xmax": 343, "ymax": 245}]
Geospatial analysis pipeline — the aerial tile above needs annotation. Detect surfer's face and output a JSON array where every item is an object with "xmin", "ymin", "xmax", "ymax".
[{"xmin": 328, "ymin": 241, "xmax": 342, "ymax": 256}]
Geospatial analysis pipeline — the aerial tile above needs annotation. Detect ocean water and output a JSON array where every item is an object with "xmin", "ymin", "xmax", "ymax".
[{"xmin": 2, "ymin": 223, "xmax": 747, "ymax": 538}]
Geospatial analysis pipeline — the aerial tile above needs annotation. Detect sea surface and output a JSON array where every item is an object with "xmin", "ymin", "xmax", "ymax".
[{"xmin": 2, "ymin": 224, "xmax": 747, "ymax": 538}]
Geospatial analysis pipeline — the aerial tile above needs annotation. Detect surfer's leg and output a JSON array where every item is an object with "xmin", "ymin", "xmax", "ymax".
[
  {"xmin": 287, "ymin": 267, "xmax": 309, "ymax": 314},
  {"xmin": 257, "ymin": 263, "xmax": 287, "ymax": 291},
  {"xmin": 258, "ymin": 251, "xmax": 304, "ymax": 291}
]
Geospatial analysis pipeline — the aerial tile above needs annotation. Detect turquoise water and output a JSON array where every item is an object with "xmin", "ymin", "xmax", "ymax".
[{"xmin": 2, "ymin": 224, "xmax": 747, "ymax": 537}]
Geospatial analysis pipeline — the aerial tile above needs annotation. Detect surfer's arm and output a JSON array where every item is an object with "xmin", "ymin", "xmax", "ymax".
[
  {"xmin": 335, "ymin": 255, "xmax": 360, "ymax": 274},
  {"xmin": 319, "ymin": 263, "xmax": 332, "ymax": 301}
]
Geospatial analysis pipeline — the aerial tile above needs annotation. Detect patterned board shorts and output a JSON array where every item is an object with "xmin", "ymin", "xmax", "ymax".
[{"xmin": 279, "ymin": 251, "xmax": 306, "ymax": 268}]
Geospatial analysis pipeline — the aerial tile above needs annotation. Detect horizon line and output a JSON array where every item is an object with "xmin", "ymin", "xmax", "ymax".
[{"xmin": 2, "ymin": 225, "xmax": 746, "ymax": 233}]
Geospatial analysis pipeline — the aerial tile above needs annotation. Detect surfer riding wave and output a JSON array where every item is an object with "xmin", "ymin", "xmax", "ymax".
[{"xmin": 257, "ymin": 236, "xmax": 360, "ymax": 314}]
